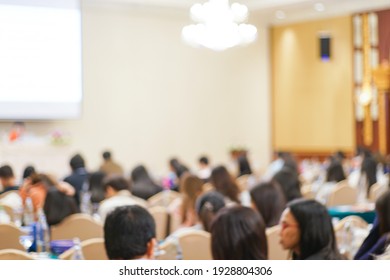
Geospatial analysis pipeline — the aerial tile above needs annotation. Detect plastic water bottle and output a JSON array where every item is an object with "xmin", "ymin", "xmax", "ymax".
[
  {"xmin": 23, "ymin": 197, "xmax": 35, "ymax": 226},
  {"xmin": 0, "ymin": 205, "xmax": 11, "ymax": 223},
  {"xmin": 35, "ymin": 209, "xmax": 50, "ymax": 253},
  {"xmin": 72, "ymin": 238, "xmax": 85, "ymax": 260},
  {"xmin": 80, "ymin": 182, "xmax": 92, "ymax": 214}
]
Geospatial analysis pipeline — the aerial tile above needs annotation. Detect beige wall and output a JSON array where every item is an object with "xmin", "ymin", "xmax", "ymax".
[
  {"xmin": 272, "ymin": 16, "xmax": 355, "ymax": 153},
  {"xmin": 0, "ymin": 4, "xmax": 272, "ymax": 178}
]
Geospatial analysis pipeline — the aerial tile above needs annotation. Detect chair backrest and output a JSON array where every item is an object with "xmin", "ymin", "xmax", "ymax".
[
  {"xmin": 147, "ymin": 191, "xmax": 181, "ymax": 208},
  {"xmin": 266, "ymin": 225, "xmax": 289, "ymax": 260},
  {"xmin": 51, "ymin": 213, "xmax": 103, "ymax": 241},
  {"xmin": 0, "ymin": 223, "xmax": 25, "ymax": 251},
  {"xmin": 156, "ymin": 239, "xmax": 178, "ymax": 260},
  {"xmin": 177, "ymin": 230, "xmax": 212, "ymax": 260},
  {"xmin": 0, "ymin": 203, "xmax": 15, "ymax": 221},
  {"xmin": 0, "ymin": 249, "xmax": 34, "ymax": 260},
  {"xmin": 327, "ymin": 183, "xmax": 357, "ymax": 207},
  {"xmin": 59, "ymin": 238, "xmax": 107, "ymax": 260},
  {"xmin": 301, "ymin": 184, "xmax": 315, "ymax": 199},
  {"xmin": 334, "ymin": 215, "xmax": 368, "ymax": 232},
  {"xmin": 148, "ymin": 206, "xmax": 169, "ymax": 241},
  {"xmin": 368, "ymin": 183, "xmax": 388, "ymax": 203}
]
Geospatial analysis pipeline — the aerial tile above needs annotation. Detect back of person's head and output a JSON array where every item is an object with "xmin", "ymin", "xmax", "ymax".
[
  {"xmin": 103, "ymin": 175, "xmax": 130, "ymax": 193},
  {"xmin": 44, "ymin": 188, "xmax": 78, "ymax": 226},
  {"xmin": 361, "ymin": 155, "xmax": 377, "ymax": 188},
  {"xmin": 199, "ymin": 156, "xmax": 209, "ymax": 166},
  {"xmin": 0, "ymin": 165, "xmax": 14, "ymax": 179},
  {"xmin": 69, "ymin": 154, "xmax": 85, "ymax": 170},
  {"xmin": 179, "ymin": 173, "xmax": 204, "ymax": 223},
  {"xmin": 375, "ymin": 190, "xmax": 390, "ymax": 236},
  {"xmin": 287, "ymin": 199, "xmax": 340, "ymax": 260},
  {"xmin": 326, "ymin": 159, "xmax": 346, "ymax": 183},
  {"xmin": 237, "ymin": 155, "xmax": 252, "ymax": 177},
  {"xmin": 30, "ymin": 173, "xmax": 57, "ymax": 189},
  {"xmin": 131, "ymin": 165, "xmax": 152, "ymax": 183},
  {"xmin": 104, "ymin": 205, "xmax": 156, "ymax": 260},
  {"xmin": 169, "ymin": 158, "xmax": 189, "ymax": 178},
  {"xmin": 180, "ymin": 173, "xmax": 204, "ymax": 199},
  {"xmin": 102, "ymin": 151, "xmax": 111, "ymax": 160},
  {"xmin": 89, "ymin": 171, "xmax": 106, "ymax": 203},
  {"xmin": 22, "ymin": 165, "xmax": 36, "ymax": 179},
  {"xmin": 211, "ymin": 165, "xmax": 240, "ymax": 203},
  {"xmin": 272, "ymin": 167, "xmax": 302, "ymax": 202},
  {"xmin": 195, "ymin": 191, "xmax": 225, "ymax": 232},
  {"xmin": 211, "ymin": 206, "xmax": 268, "ymax": 260},
  {"xmin": 335, "ymin": 150, "xmax": 346, "ymax": 160},
  {"xmin": 250, "ymin": 181, "xmax": 286, "ymax": 227}
]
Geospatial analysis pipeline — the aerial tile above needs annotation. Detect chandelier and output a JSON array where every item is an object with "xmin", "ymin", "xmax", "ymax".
[{"xmin": 182, "ymin": 0, "xmax": 257, "ymax": 51}]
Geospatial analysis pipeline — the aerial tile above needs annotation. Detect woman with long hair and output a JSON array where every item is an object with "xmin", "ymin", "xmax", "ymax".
[
  {"xmin": 279, "ymin": 199, "xmax": 342, "ymax": 260},
  {"xmin": 211, "ymin": 206, "xmax": 268, "ymax": 260},
  {"xmin": 211, "ymin": 165, "xmax": 240, "ymax": 205}
]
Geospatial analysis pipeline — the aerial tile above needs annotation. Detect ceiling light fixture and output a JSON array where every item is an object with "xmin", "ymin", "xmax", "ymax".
[{"xmin": 182, "ymin": 0, "xmax": 257, "ymax": 51}]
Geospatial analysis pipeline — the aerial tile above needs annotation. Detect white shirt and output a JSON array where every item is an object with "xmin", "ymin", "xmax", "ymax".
[{"xmin": 98, "ymin": 190, "xmax": 147, "ymax": 222}]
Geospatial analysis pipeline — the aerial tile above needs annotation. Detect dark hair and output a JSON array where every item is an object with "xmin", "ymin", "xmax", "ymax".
[
  {"xmin": 89, "ymin": 171, "xmax": 106, "ymax": 203},
  {"xmin": 211, "ymin": 206, "xmax": 268, "ymax": 260},
  {"xmin": 0, "ymin": 165, "xmax": 14, "ymax": 179},
  {"xmin": 103, "ymin": 175, "xmax": 130, "ymax": 192},
  {"xmin": 272, "ymin": 167, "xmax": 302, "ymax": 202},
  {"xmin": 102, "ymin": 151, "xmax": 111, "ymax": 160},
  {"xmin": 237, "ymin": 155, "xmax": 252, "ymax": 177},
  {"xmin": 250, "ymin": 181, "xmax": 286, "ymax": 227},
  {"xmin": 287, "ymin": 199, "xmax": 341, "ymax": 260},
  {"xmin": 195, "ymin": 191, "xmax": 226, "ymax": 232},
  {"xmin": 211, "ymin": 165, "xmax": 240, "ymax": 203},
  {"xmin": 104, "ymin": 205, "xmax": 156, "ymax": 260},
  {"xmin": 30, "ymin": 173, "xmax": 56, "ymax": 190},
  {"xmin": 22, "ymin": 165, "xmax": 36, "ymax": 179},
  {"xmin": 131, "ymin": 165, "xmax": 154, "ymax": 184},
  {"xmin": 169, "ymin": 158, "xmax": 189, "ymax": 178},
  {"xmin": 376, "ymin": 190, "xmax": 390, "ymax": 236},
  {"xmin": 199, "ymin": 156, "xmax": 209, "ymax": 165},
  {"xmin": 326, "ymin": 159, "xmax": 346, "ymax": 182},
  {"xmin": 44, "ymin": 187, "xmax": 78, "ymax": 226},
  {"xmin": 69, "ymin": 154, "xmax": 85, "ymax": 170},
  {"xmin": 361, "ymin": 155, "xmax": 377, "ymax": 195}
]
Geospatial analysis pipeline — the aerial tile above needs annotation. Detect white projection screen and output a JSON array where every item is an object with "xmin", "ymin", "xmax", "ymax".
[{"xmin": 0, "ymin": 0, "xmax": 82, "ymax": 120}]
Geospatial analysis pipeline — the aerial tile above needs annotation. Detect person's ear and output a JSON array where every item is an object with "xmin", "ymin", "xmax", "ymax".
[{"xmin": 146, "ymin": 238, "xmax": 157, "ymax": 259}]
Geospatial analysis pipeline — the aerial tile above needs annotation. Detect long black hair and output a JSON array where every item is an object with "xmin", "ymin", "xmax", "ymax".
[
  {"xmin": 211, "ymin": 206, "xmax": 268, "ymax": 260},
  {"xmin": 288, "ymin": 199, "xmax": 341, "ymax": 260}
]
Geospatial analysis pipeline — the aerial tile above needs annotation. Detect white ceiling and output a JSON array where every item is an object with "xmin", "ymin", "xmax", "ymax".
[{"xmin": 86, "ymin": 0, "xmax": 390, "ymax": 25}]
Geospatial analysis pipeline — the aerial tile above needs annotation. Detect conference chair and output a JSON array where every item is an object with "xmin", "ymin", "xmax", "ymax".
[
  {"xmin": 155, "ymin": 239, "xmax": 178, "ymax": 260},
  {"xmin": 148, "ymin": 206, "xmax": 169, "ymax": 240},
  {"xmin": 147, "ymin": 190, "xmax": 181, "ymax": 208},
  {"xmin": 51, "ymin": 213, "xmax": 103, "ymax": 241},
  {"xmin": 177, "ymin": 230, "xmax": 212, "ymax": 260},
  {"xmin": 0, "ymin": 249, "xmax": 34, "ymax": 260},
  {"xmin": 368, "ymin": 183, "xmax": 387, "ymax": 203},
  {"xmin": 59, "ymin": 238, "xmax": 107, "ymax": 260},
  {"xmin": 0, "ymin": 223, "xmax": 25, "ymax": 251},
  {"xmin": 327, "ymin": 183, "xmax": 357, "ymax": 207}
]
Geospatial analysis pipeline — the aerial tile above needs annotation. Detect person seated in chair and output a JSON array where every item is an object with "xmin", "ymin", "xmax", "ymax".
[{"xmin": 104, "ymin": 205, "xmax": 156, "ymax": 260}]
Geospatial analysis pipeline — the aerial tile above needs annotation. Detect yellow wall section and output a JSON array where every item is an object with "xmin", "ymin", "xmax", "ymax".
[{"xmin": 272, "ymin": 16, "xmax": 355, "ymax": 152}]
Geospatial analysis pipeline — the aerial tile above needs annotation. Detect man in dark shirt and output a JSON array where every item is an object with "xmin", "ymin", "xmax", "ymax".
[{"xmin": 64, "ymin": 154, "xmax": 89, "ymax": 208}]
